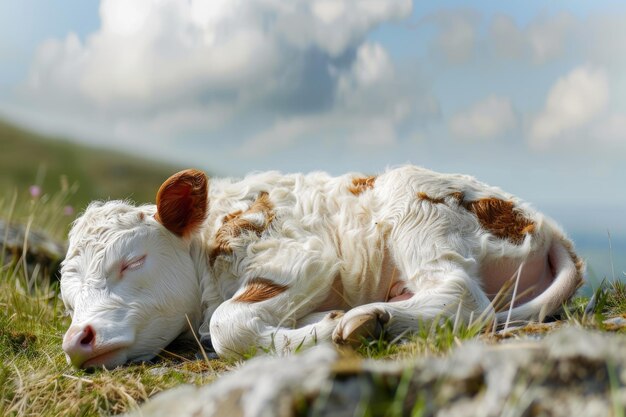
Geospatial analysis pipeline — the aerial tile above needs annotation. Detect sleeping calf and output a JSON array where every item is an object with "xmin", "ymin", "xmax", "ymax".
[{"xmin": 60, "ymin": 166, "xmax": 583, "ymax": 368}]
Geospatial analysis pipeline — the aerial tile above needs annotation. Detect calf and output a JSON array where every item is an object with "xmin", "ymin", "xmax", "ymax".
[{"xmin": 60, "ymin": 166, "xmax": 583, "ymax": 368}]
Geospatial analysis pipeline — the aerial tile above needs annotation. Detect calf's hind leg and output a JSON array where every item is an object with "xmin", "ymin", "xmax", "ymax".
[{"xmin": 332, "ymin": 269, "xmax": 493, "ymax": 345}]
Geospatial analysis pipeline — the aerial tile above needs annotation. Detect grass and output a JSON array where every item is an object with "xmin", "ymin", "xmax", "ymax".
[
  {"xmin": 355, "ymin": 317, "xmax": 486, "ymax": 361},
  {"xmin": 2, "ymin": 180, "xmax": 626, "ymax": 416},
  {"xmin": 595, "ymin": 280, "xmax": 626, "ymax": 318}
]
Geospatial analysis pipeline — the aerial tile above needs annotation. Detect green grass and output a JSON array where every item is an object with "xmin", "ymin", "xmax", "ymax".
[
  {"xmin": 355, "ymin": 317, "xmax": 486, "ymax": 361},
  {"xmin": 596, "ymin": 280, "xmax": 626, "ymax": 318}
]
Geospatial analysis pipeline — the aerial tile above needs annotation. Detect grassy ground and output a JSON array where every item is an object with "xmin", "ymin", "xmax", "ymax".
[{"xmin": 1, "ymin": 180, "xmax": 625, "ymax": 416}]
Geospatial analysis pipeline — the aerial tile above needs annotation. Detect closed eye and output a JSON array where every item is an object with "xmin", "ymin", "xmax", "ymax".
[{"xmin": 121, "ymin": 255, "xmax": 147, "ymax": 275}]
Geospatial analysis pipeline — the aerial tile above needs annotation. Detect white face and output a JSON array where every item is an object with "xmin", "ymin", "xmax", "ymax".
[{"xmin": 60, "ymin": 201, "xmax": 201, "ymax": 369}]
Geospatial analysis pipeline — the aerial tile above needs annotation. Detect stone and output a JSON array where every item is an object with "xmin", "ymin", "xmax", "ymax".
[
  {"xmin": 0, "ymin": 219, "xmax": 65, "ymax": 285},
  {"xmin": 126, "ymin": 326, "xmax": 626, "ymax": 417},
  {"xmin": 127, "ymin": 345, "xmax": 337, "ymax": 417},
  {"xmin": 604, "ymin": 316, "xmax": 626, "ymax": 330}
]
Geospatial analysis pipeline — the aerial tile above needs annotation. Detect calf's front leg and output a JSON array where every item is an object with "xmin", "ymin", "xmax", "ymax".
[
  {"xmin": 207, "ymin": 235, "xmax": 344, "ymax": 358},
  {"xmin": 209, "ymin": 288, "xmax": 343, "ymax": 358}
]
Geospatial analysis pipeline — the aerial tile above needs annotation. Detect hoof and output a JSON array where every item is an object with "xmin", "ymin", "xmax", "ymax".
[
  {"xmin": 197, "ymin": 335, "xmax": 220, "ymax": 359},
  {"xmin": 195, "ymin": 350, "xmax": 220, "ymax": 360},
  {"xmin": 332, "ymin": 309, "xmax": 390, "ymax": 346},
  {"xmin": 200, "ymin": 335, "xmax": 216, "ymax": 351}
]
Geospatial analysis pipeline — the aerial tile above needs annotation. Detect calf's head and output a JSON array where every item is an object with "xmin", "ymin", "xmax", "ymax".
[{"xmin": 60, "ymin": 169, "xmax": 208, "ymax": 369}]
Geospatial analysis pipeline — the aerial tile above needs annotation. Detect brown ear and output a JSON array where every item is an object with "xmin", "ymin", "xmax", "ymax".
[{"xmin": 155, "ymin": 169, "xmax": 208, "ymax": 237}]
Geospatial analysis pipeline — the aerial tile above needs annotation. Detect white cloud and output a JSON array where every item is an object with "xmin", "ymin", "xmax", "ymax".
[
  {"xmin": 529, "ymin": 66, "xmax": 609, "ymax": 150},
  {"xmin": 526, "ymin": 13, "xmax": 574, "ymax": 64},
  {"xmin": 29, "ymin": 1, "xmax": 281, "ymax": 109},
  {"xmin": 25, "ymin": 0, "xmax": 411, "ymax": 110},
  {"xmin": 273, "ymin": 0, "xmax": 412, "ymax": 56},
  {"xmin": 18, "ymin": 5, "xmax": 626, "ymax": 171},
  {"xmin": 17, "ymin": 0, "xmax": 421, "ymax": 158},
  {"xmin": 428, "ymin": 10, "xmax": 479, "ymax": 65},
  {"xmin": 432, "ymin": 11, "xmax": 575, "ymax": 65},
  {"xmin": 239, "ymin": 112, "xmax": 400, "ymax": 158},
  {"xmin": 589, "ymin": 113, "xmax": 626, "ymax": 148},
  {"xmin": 335, "ymin": 43, "xmax": 396, "ymax": 113},
  {"xmin": 488, "ymin": 12, "xmax": 575, "ymax": 63},
  {"xmin": 240, "ymin": 42, "xmax": 416, "ymax": 156},
  {"xmin": 489, "ymin": 14, "xmax": 525, "ymax": 60},
  {"xmin": 338, "ymin": 43, "xmax": 393, "ymax": 90},
  {"xmin": 582, "ymin": 13, "xmax": 626, "ymax": 72},
  {"xmin": 448, "ymin": 95, "xmax": 516, "ymax": 140},
  {"xmin": 239, "ymin": 117, "xmax": 317, "ymax": 157},
  {"xmin": 483, "ymin": 11, "xmax": 626, "ymax": 155}
]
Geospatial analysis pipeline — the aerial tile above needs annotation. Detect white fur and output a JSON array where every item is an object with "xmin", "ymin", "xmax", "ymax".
[{"xmin": 60, "ymin": 166, "xmax": 582, "ymax": 367}]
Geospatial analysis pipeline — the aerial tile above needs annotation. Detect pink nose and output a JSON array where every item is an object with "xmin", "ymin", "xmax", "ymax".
[{"xmin": 62, "ymin": 325, "xmax": 96, "ymax": 366}]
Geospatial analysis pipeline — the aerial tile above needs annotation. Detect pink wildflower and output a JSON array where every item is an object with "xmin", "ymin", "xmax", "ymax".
[
  {"xmin": 63, "ymin": 205, "xmax": 75, "ymax": 216},
  {"xmin": 29, "ymin": 185, "xmax": 41, "ymax": 198}
]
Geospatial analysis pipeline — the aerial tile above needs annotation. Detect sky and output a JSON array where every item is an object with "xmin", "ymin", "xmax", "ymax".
[{"xmin": 1, "ymin": 0, "xmax": 625, "ymax": 240}]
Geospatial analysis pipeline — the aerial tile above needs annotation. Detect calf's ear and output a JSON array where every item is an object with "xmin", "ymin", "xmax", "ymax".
[{"xmin": 155, "ymin": 169, "xmax": 208, "ymax": 237}]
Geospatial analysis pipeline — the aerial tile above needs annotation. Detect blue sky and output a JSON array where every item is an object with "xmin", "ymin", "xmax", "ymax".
[{"xmin": 1, "ymin": 0, "xmax": 625, "ymax": 242}]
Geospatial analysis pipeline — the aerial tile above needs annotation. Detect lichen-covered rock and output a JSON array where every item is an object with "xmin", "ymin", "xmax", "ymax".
[
  {"xmin": 129, "ymin": 346, "xmax": 337, "ymax": 417},
  {"xmin": 126, "ymin": 327, "xmax": 626, "ymax": 417},
  {"xmin": 0, "ymin": 219, "xmax": 65, "ymax": 285}
]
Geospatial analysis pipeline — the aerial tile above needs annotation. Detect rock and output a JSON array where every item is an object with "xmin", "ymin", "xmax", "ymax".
[
  {"xmin": 603, "ymin": 316, "xmax": 626, "ymax": 330},
  {"xmin": 0, "ymin": 219, "xmax": 65, "ymax": 285},
  {"xmin": 128, "ymin": 346, "xmax": 337, "ymax": 417},
  {"xmin": 126, "ymin": 326, "xmax": 626, "ymax": 417}
]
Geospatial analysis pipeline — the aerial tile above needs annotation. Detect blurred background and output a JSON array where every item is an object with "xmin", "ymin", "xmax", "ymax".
[{"xmin": 0, "ymin": 0, "xmax": 624, "ymax": 285}]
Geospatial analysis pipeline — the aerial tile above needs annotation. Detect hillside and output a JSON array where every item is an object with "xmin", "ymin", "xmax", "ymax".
[{"xmin": 0, "ymin": 119, "xmax": 183, "ymax": 212}]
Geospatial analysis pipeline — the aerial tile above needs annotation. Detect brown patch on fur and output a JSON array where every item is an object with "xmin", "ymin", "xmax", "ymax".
[
  {"xmin": 233, "ymin": 277, "xmax": 288, "ymax": 303},
  {"xmin": 417, "ymin": 192, "xmax": 445, "ymax": 204},
  {"xmin": 155, "ymin": 169, "xmax": 208, "ymax": 237},
  {"xmin": 209, "ymin": 192, "xmax": 275, "ymax": 264},
  {"xmin": 348, "ymin": 176, "xmax": 376, "ymax": 196},
  {"xmin": 449, "ymin": 191, "xmax": 465, "ymax": 203},
  {"xmin": 223, "ymin": 210, "xmax": 243, "ymax": 223},
  {"xmin": 462, "ymin": 198, "xmax": 535, "ymax": 245}
]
